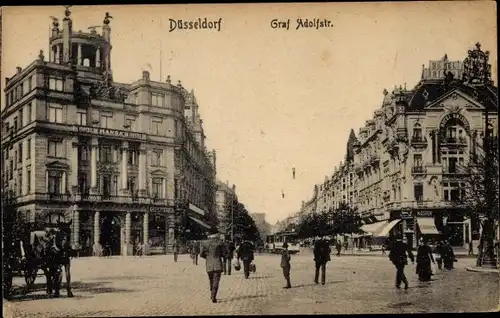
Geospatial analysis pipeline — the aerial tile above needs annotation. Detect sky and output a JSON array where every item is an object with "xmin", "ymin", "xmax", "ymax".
[{"xmin": 1, "ymin": 2, "xmax": 497, "ymax": 224}]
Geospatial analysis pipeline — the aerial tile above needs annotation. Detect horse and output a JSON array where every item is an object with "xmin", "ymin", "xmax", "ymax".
[{"xmin": 22, "ymin": 220, "xmax": 74, "ymax": 298}]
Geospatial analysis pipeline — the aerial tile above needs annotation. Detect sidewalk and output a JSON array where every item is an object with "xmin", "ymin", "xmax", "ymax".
[
  {"xmin": 330, "ymin": 249, "xmax": 476, "ymax": 258},
  {"xmin": 465, "ymin": 266, "xmax": 500, "ymax": 273}
]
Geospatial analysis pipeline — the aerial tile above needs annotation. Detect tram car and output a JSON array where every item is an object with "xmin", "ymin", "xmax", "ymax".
[{"xmin": 265, "ymin": 231, "xmax": 300, "ymax": 254}]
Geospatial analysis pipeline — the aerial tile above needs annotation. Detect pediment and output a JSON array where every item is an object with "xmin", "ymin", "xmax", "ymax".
[
  {"xmin": 425, "ymin": 89, "xmax": 485, "ymax": 111},
  {"xmin": 150, "ymin": 169, "xmax": 167, "ymax": 176},
  {"xmin": 46, "ymin": 160, "xmax": 70, "ymax": 170}
]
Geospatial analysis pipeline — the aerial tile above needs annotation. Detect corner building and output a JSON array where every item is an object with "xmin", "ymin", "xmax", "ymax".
[
  {"xmin": 1, "ymin": 9, "xmax": 217, "ymax": 256},
  {"xmin": 353, "ymin": 45, "xmax": 497, "ymax": 249}
]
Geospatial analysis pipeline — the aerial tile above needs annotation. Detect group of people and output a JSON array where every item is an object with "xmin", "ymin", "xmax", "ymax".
[{"xmin": 388, "ymin": 238, "xmax": 457, "ymax": 290}]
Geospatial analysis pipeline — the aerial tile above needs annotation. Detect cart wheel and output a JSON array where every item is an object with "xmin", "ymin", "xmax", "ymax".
[{"xmin": 24, "ymin": 268, "xmax": 37, "ymax": 285}]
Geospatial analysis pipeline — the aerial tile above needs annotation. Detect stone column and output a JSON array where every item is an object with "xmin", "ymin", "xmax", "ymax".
[
  {"xmin": 70, "ymin": 138, "xmax": 79, "ymax": 194},
  {"xmin": 121, "ymin": 141, "xmax": 129, "ymax": 194},
  {"xmin": 90, "ymin": 137, "xmax": 98, "ymax": 193},
  {"xmin": 73, "ymin": 208, "xmax": 80, "ymax": 249},
  {"xmin": 55, "ymin": 45, "xmax": 61, "ymax": 64},
  {"xmin": 94, "ymin": 211, "xmax": 100, "ymax": 254},
  {"xmin": 143, "ymin": 213, "xmax": 149, "ymax": 255},
  {"xmin": 125, "ymin": 212, "xmax": 132, "ymax": 256},
  {"xmin": 61, "ymin": 171, "xmax": 67, "ymax": 194},
  {"xmin": 96, "ymin": 47, "xmax": 101, "ymax": 68},
  {"xmin": 77, "ymin": 44, "xmax": 82, "ymax": 66},
  {"xmin": 138, "ymin": 146, "xmax": 147, "ymax": 196}
]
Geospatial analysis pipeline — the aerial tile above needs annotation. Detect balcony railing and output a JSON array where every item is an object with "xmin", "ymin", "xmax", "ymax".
[
  {"xmin": 411, "ymin": 136, "xmax": 428, "ymax": 147},
  {"xmin": 411, "ymin": 166, "xmax": 427, "ymax": 174},
  {"xmin": 370, "ymin": 154, "xmax": 380, "ymax": 165},
  {"xmin": 443, "ymin": 137, "xmax": 467, "ymax": 146}
]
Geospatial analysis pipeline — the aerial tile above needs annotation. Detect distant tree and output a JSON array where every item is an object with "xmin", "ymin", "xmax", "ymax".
[
  {"xmin": 330, "ymin": 203, "xmax": 363, "ymax": 237},
  {"xmin": 458, "ymin": 132, "xmax": 499, "ymax": 267},
  {"xmin": 222, "ymin": 198, "xmax": 261, "ymax": 242},
  {"xmin": 296, "ymin": 211, "xmax": 333, "ymax": 239}
]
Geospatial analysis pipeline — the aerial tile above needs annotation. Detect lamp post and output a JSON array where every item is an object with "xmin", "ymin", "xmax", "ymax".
[{"xmin": 231, "ymin": 196, "xmax": 234, "ymax": 241}]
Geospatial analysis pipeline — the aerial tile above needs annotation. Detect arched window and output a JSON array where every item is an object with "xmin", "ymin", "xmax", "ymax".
[
  {"xmin": 412, "ymin": 123, "xmax": 422, "ymax": 141},
  {"xmin": 46, "ymin": 213, "xmax": 65, "ymax": 224}
]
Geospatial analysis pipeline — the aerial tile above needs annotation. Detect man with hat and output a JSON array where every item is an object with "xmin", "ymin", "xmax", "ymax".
[
  {"xmin": 237, "ymin": 235, "xmax": 255, "ymax": 279},
  {"xmin": 200, "ymin": 226, "xmax": 225, "ymax": 303},
  {"xmin": 313, "ymin": 235, "xmax": 331, "ymax": 285}
]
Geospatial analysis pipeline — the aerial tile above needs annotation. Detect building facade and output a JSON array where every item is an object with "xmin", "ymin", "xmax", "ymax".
[
  {"xmin": 287, "ymin": 43, "xmax": 497, "ymax": 249},
  {"xmin": 1, "ymin": 9, "xmax": 217, "ymax": 256},
  {"xmin": 215, "ymin": 180, "xmax": 237, "ymax": 234}
]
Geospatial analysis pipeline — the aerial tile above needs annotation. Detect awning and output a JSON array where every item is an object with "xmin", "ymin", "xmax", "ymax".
[
  {"xmin": 360, "ymin": 221, "xmax": 387, "ymax": 236},
  {"xmin": 376, "ymin": 219, "xmax": 402, "ymax": 237},
  {"xmin": 189, "ymin": 203, "xmax": 205, "ymax": 216},
  {"xmin": 417, "ymin": 218, "xmax": 440, "ymax": 235},
  {"xmin": 188, "ymin": 216, "xmax": 211, "ymax": 229}
]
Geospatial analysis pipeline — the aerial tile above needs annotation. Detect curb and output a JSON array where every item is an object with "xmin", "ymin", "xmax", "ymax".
[{"xmin": 465, "ymin": 266, "xmax": 500, "ymax": 273}]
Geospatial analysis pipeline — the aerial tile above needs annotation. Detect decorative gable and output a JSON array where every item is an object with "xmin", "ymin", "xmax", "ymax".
[
  {"xmin": 150, "ymin": 169, "xmax": 167, "ymax": 177},
  {"xmin": 425, "ymin": 89, "xmax": 485, "ymax": 111},
  {"xmin": 46, "ymin": 160, "xmax": 70, "ymax": 170}
]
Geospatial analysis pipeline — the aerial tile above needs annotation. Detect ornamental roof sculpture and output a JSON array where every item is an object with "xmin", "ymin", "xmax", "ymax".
[{"xmin": 462, "ymin": 42, "xmax": 493, "ymax": 86}]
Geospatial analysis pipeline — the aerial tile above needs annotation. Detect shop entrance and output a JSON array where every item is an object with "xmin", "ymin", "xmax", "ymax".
[{"xmin": 100, "ymin": 212, "xmax": 122, "ymax": 256}]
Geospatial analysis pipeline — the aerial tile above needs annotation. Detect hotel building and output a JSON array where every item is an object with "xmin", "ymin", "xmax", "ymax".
[{"xmin": 1, "ymin": 9, "xmax": 217, "ymax": 256}]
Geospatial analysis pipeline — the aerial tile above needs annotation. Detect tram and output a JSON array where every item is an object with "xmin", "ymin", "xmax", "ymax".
[{"xmin": 265, "ymin": 231, "xmax": 300, "ymax": 254}]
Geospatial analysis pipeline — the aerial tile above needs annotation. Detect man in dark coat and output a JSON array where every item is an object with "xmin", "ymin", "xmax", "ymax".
[
  {"xmin": 172, "ymin": 240, "xmax": 179, "ymax": 262},
  {"xmin": 313, "ymin": 236, "xmax": 331, "ymax": 285},
  {"xmin": 388, "ymin": 238, "xmax": 414, "ymax": 290},
  {"xmin": 200, "ymin": 227, "xmax": 225, "ymax": 303},
  {"xmin": 223, "ymin": 237, "xmax": 236, "ymax": 275},
  {"xmin": 237, "ymin": 237, "xmax": 255, "ymax": 279},
  {"xmin": 191, "ymin": 240, "xmax": 200, "ymax": 265}
]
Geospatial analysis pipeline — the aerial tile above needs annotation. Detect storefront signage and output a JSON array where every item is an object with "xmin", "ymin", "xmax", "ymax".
[
  {"xmin": 149, "ymin": 206, "xmax": 172, "ymax": 213},
  {"xmin": 76, "ymin": 126, "xmax": 147, "ymax": 140},
  {"xmin": 400, "ymin": 211, "xmax": 412, "ymax": 219},
  {"xmin": 416, "ymin": 210, "xmax": 433, "ymax": 217}
]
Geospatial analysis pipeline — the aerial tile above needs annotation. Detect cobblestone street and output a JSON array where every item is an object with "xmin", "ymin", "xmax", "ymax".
[{"xmin": 5, "ymin": 251, "xmax": 498, "ymax": 317}]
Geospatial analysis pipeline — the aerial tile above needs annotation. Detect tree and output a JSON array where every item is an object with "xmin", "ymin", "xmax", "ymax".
[
  {"xmin": 459, "ymin": 133, "xmax": 499, "ymax": 267},
  {"xmin": 329, "ymin": 203, "xmax": 363, "ymax": 238},
  {"xmin": 296, "ymin": 211, "xmax": 333, "ymax": 239},
  {"xmin": 221, "ymin": 198, "xmax": 261, "ymax": 243}
]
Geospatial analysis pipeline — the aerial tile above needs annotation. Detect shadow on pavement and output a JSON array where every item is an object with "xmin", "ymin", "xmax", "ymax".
[
  {"xmin": 292, "ymin": 280, "xmax": 346, "ymax": 288},
  {"xmin": 220, "ymin": 294, "xmax": 266, "ymax": 302},
  {"xmin": 86, "ymin": 275, "xmax": 156, "ymax": 281},
  {"xmin": 247, "ymin": 275, "xmax": 273, "ymax": 280},
  {"xmin": 7, "ymin": 280, "xmax": 137, "ymax": 302}
]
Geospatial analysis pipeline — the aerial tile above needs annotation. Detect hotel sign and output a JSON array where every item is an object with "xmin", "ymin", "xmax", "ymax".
[
  {"xmin": 149, "ymin": 206, "xmax": 172, "ymax": 213},
  {"xmin": 75, "ymin": 126, "xmax": 147, "ymax": 140},
  {"xmin": 416, "ymin": 210, "xmax": 433, "ymax": 217}
]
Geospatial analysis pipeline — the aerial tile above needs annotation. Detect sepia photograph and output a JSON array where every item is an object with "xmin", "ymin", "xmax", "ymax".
[{"xmin": 1, "ymin": 2, "xmax": 498, "ymax": 316}]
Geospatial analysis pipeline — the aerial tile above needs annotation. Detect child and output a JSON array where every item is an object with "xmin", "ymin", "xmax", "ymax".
[{"xmin": 281, "ymin": 242, "xmax": 292, "ymax": 289}]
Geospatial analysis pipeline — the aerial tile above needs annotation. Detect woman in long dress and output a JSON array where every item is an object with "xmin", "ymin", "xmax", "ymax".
[{"xmin": 416, "ymin": 239, "xmax": 435, "ymax": 281}]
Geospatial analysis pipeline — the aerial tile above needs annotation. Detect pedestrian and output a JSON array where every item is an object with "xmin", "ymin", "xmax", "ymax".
[
  {"xmin": 442, "ymin": 240, "xmax": 456, "ymax": 270},
  {"xmin": 313, "ymin": 235, "xmax": 331, "ymax": 285},
  {"xmin": 343, "ymin": 240, "xmax": 348, "ymax": 252},
  {"xmin": 335, "ymin": 240, "xmax": 342, "ymax": 257},
  {"xmin": 224, "ymin": 237, "xmax": 236, "ymax": 275},
  {"xmin": 416, "ymin": 239, "xmax": 435, "ymax": 282},
  {"xmin": 192, "ymin": 240, "xmax": 200, "ymax": 265},
  {"xmin": 237, "ymin": 237, "xmax": 255, "ymax": 279},
  {"xmin": 435, "ymin": 240, "xmax": 444, "ymax": 270},
  {"xmin": 381, "ymin": 244, "xmax": 386, "ymax": 255},
  {"xmin": 468, "ymin": 241, "xmax": 473, "ymax": 255},
  {"xmin": 200, "ymin": 227, "xmax": 225, "ymax": 303},
  {"xmin": 173, "ymin": 240, "xmax": 179, "ymax": 262},
  {"xmin": 136, "ymin": 242, "xmax": 143, "ymax": 257},
  {"xmin": 388, "ymin": 238, "xmax": 414, "ymax": 290},
  {"xmin": 281, "ymin": 242, "xmax": 292, "ymax": 289}
]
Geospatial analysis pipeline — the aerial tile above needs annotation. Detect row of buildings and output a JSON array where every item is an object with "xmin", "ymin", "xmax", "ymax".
[
  {"xmin": 280, "ymin": 43, "xmax": 498, "ymax": 249},
  {"xmin": 1, "ymin": 9, "xmax": 246, "ymax": 256}
]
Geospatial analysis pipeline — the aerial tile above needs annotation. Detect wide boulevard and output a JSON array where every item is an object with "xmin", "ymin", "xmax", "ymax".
[{"xmin": 4, "ymin": 250, "xmax": 497, "ymax": 317}]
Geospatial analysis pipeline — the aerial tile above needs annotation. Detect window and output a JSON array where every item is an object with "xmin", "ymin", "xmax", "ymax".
[
  {"xmin": 14, "ymin": 150, "xmax": 17, "ymax": 169},
  {"xmin": 20, "ymin": 83, "xmax": 25, "ymax": 96},
  {"xmin": 13, "ymin": 117, "xmax": 18, "ymax": 133},
  {"xmin": 133, "ymin": 93, "xmax": 138, "ymax": 105},
  {"xmin": 78, "ymin": 112, "xmax": 87, "ymax": 126},
  {"xmin": 19, "ymin": 109, "xmax": 23, "ymax": 128},
  {"xmin": 152, "ymin": 178, "xmax": 163, "ymax": 198},
  {"xmin": 128, "ymin": 176, "xmax": 137, "ymax": 193},
  {"xmin": 101, "ymin": 174, "xmax": 112, "ymax": 198},
  {"xmin": 47, "ymin": 140, "xmax": 64, "ymax": 157},
  {"xmin": 151, "ymin": 117, "xmax": 162, "ymax": 135},
  {"xmin": 26, "ymin": 138, "xmax": 31, "ymax": 159},
  {"xmin": 78, "ymin": 146, "xmax": 89, "ymax": 162},
  {"xmin": 26, "ymin": 169, "xmax": 31, "ymax": 194},
  {"xmin": 26, "ymin": 102, "xmax": 32, "ymax": 124},
  {"xmin": 18, "ymin": 143, "xmax": 22, "ymax": 163},
  {"xmin": 48, "ymin": 105, "xmax": 63, "ymax": 123},
  {"xmin": 443, "ymin": 182, "xmax": 465, "ymax": 202},
  {"xmin": 99, "ymin": 144, "xmax": 112, "ymax": 163},
  {"xmin": 413, "ymin": 124, "xmax": 422, "ymax": 140},
  {"xmin": 413, "ymin": 154, "xmax": 422, "ymax": 167},
  {"xmin": 124, "ymin": 115, "xmax": 136, "ymax": 131},
  {"xmin": 414, "ymin": 183, "xmax": 423, "ymax": 202},
  {"xmin": 100, "ymin": 112, "xmax": 113, "ymax": 129},
  {"xmin": 128, "ymin": 148, "xmax": 138, "ymax": 165},
  {"xmin": 151, "ymin": 149, "xmax": 162, "ymax": 166},
  {"xmin": 18, "ymin": 170, "xmax": 22, "ymax": 195},
  {"xmin": 47, "ymin": 170, "xmax": 63, "ymax": 194},
  {"xmin": 442, "ymin": 150, "xmax": 465, "ymax": 174},
  {"xmin": 112, "ymin": 175, "xmax": 118, "ymax": 196},
  {"xmin": 78, "ymin": 174, "xmax": 88, "ymax": 195},
  {"xmin": 31, "ymin": 75, "xmax": 36, "ymax": 90},
  {"xmin": 48, "ymin": 77, "xmax": 64, "ymax": 91},
  {"xmin": 152, "ymin": 93, "xmax": 164, "ymax": 107}
]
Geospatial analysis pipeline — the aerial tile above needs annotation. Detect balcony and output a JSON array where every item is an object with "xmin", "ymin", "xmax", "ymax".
[
  {"xmin": 442, "ymin": 137, "xmax": 467, "ymax": 147},
  {"xmin": 370, "ymin": 153, "xmax": 380, "ymax": 166},
  {"xmin": 354, "ymin": 163, "xmax": 363, "ymax": 174},
  {"xmin": 411, "ymin": 166, "xmax": 427, "ymax": 175},
  {"xmin": 411, "ymin": 136, "xmax": 428, "ymax": 149}
]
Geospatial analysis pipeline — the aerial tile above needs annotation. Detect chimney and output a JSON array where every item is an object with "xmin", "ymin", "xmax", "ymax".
[
  {"xmin": 166, "ymin": 75, "xmax": 171, "ymax": 85},
  {"xmin": 16, "ymin": 67, "xmax": 22, "ymax": 74},
  {"xmin": 142, "ymin": 71, "xmax": 150, "ymax": 81}
]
